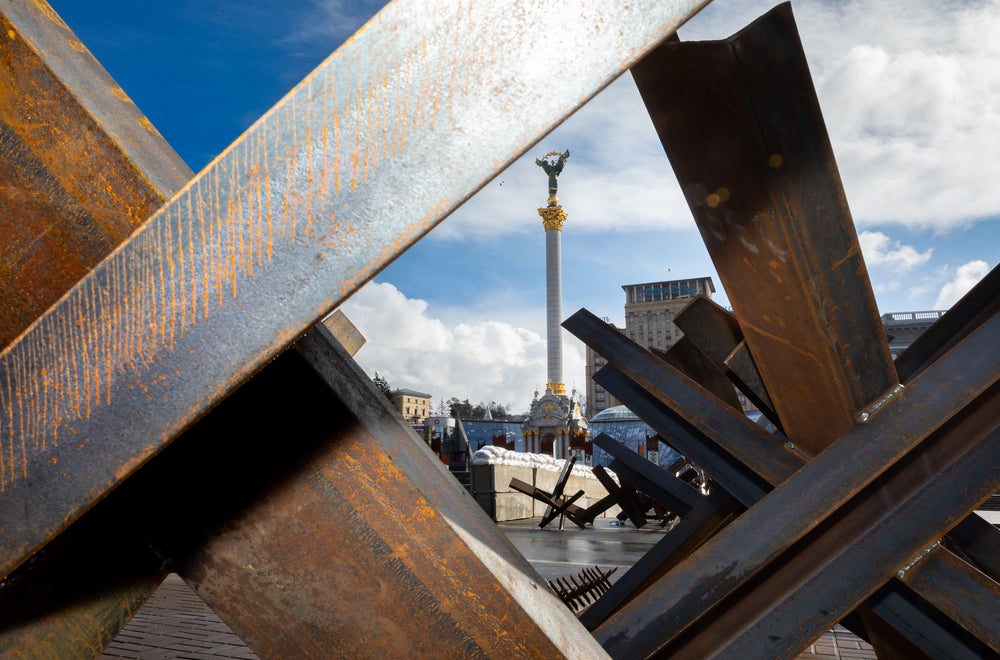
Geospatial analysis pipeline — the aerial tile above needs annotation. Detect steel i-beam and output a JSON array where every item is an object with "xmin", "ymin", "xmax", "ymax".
[
  {"xmin": 0, "ymin": 0, "xmax": 192, "ymax": 349},
  {"xmin": 0, "ymin": 0, "xmax": 711, "ymax": 579},
  {"xmin": 633, "ymin": 2, "xmax": 898, "ymax": 457}
]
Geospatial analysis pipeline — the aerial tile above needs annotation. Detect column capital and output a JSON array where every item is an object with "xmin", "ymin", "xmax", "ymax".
[{"xmin": 538, "ymin": 205, "xmax": 567, "ymax": 231}]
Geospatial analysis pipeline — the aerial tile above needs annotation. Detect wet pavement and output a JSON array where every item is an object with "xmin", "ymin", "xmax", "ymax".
[
  {"xmin": 99, "ymin": 517, "xmax": 875, "ymax": 658},
  {"xmin": 498, "ymin": 517, "xmax": 668, "ymax": 583}
]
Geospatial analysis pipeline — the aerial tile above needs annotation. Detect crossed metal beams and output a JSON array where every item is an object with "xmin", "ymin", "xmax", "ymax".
[
  {"xmin": 0, "ymin": 0, "xmax": 708, "ymax": 578},
  {"xmin": 1, "ymin": 0, "xmax": 995, "ymax": 657},
  {"xmin": 0, "ymin": 0, "xmax": 712, "ymax": 656},
  {"xmin": 562, "ymin": 4, "xmax": 999, "ymax": 657}
]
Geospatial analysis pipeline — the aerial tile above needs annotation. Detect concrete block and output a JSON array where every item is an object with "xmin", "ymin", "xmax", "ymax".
[
  {"xmin": 493, "ymin": 492, "xmax": 535, "ymax": 522},
  {"xmin": 534, "ymin": 468, "xmax": 560, "ymax": 493},
  {"xmin": 473, "ymin": 464, "xmax": 534, "ymax": 494},
  {"xmin": 471, "ymin": 464, "xmax": 495, "ymax": 494}
]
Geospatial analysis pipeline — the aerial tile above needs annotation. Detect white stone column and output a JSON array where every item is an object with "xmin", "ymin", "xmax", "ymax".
[
  {"xmin": 538, "ymin": 205, "xmax": 567, "ymax": 396},
  {"xmin": 545, "ymin": 226, "xmax": 562, "ymax": 390}
]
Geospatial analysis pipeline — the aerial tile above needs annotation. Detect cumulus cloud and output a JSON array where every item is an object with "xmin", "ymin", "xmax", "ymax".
[
  {"xmin": 438, "ymin": 0, "xmax": 1000, "ymax": 242},
  {"xmin": 858, "ymin": 231, "xmax": 932, "ymax": 270},
  {"xmin": 934, "ymin": 260, "xmax": 991, "ymax": 309},
  {"xmin": 437, "ymin": 75, "xmax": 690, "ymax": 241},
  {"xmin": 800, "ymin": 1, "xmax": 1000, "ymax": 229},
  {"xmin": 339, "ymin": 282, "xmax": 585, "ymax": 413}
]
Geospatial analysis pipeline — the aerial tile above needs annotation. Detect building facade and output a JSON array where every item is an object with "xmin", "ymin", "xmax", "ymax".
[
  {"xmin": 585, "ymin": 277, "xmax": 716, "ymax": 417},
  {"xmin": 584, "ymin": 321, "xmax": 623, "ymax": 417},
  {"xmin": 880, "ymin": 310, "xmax": 945, "ymax": 359},
  {"xmin": 390, "ymin": 388, "xmax": 432, "ymax": 424},
  {"xmin": 623, "ymin": 277, "xmax": 716, "ymax": 351}
]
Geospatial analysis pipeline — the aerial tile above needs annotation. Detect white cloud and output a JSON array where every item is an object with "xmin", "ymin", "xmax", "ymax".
[
  {"xmin": 437, "ymin": 75, "xmax": 690, "ymax": 241},
  {"xmin": 858, "ymin": 231, "xmax": 932, "ymax": 270},
  {"xmin": 279, "ymin": 0, "xmax": 384, "ymax": 48},
  {"xmin": 430, "ymin": 0, "xmax": 1000, "ymax": 246},
  {"xmin": 801, "ymin": 1, "xmax": 1000, "ymax": 230},
  {"xmin": 339, "ymin": 282, "xmax": 585, "ymax": 413},
  {"xmin": 934, "ymin": 259, "xmax": 990, "ymax": 309}
]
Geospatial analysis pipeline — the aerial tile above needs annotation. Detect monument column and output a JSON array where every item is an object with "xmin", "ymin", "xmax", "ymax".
[{"xmin": 535, "ymin": 150, "xmax": 570, "ymax": 397}]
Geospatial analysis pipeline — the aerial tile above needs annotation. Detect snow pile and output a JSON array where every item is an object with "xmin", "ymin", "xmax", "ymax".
[{"xmin": 471, "ymin": 446, "xmax": 597, "ymax": 480}]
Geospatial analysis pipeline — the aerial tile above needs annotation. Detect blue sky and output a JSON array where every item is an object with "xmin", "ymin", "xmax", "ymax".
[{"xmin": 53, "ymin": 1, "xmax": 998, "ymax": 413}]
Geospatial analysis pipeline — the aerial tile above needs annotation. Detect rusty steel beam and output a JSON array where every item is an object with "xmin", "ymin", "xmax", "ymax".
[
  {"xmin": 579, "ymin": 487, "xmax": 739, "ymax": 631},
  {"xmin": 612, "ymin": 8, "xmax": 1000, "ymax": 656},
  {"xmin": 658, "ymin": 337, "xmax": 742, "ymax": 412},
  {"xmin": 0, "ymin": 1, "xmax": 194, "ymax": 651},
  {"xmin": 0, "ymin": 504, "xmax": 165, "ymax": 657},
  {"xmin": 593, "ymin": 433, "xmax": 701, "ymax": 514},
  {"xmin": 590, "ymin": 300, "xmax": 998, "ymax": 657},
  {"xmin": 73, "ymin": 325, "xmax": 608, "ymax": 658},
  {"xmin": 589, "ymin": 322, "xmax": 1000, "ymax": 657},
  {"xmin": 658, "ymin": 387, "xmax": 1000, "ymax": 658},
  {"xmin": 0, "ymin": 0, "xmax": 712, "ymax": 580},
  {"xmin": 2, "ymin": 322, "xmax": 609, "ymax": 657},
  {"xmin": 583, "ymin": 320, "xmax": 993, "ymax": 654},
  {"xmin": 946, "ymin": 514, "xmax": 1000, "ymax": 583},
  {"xmin": 566, "ymin": 309, "xmax": 801, "ymax": 489},
  {"xmin": 593, "ymin": 363, "xmax": 770, "ymax": 506},
  {"xmin": 899, "ymin": 543, "xmax": 1000, "ymax": 654},
  {"xmin": 592, "ymin": 366, "xmax": 995, "ymax": 657},
  {"xmin": 672, "ymin": 297, "xmax": 780, "ymax": 425},
  {"xmin": 0, "ymin": 0, "xmax": 192, "ymax": 349},
  {"xmin": 632, "ymin": 2, "xmax": 898, "ymax": 457},
  {"xmin": 860, "ymin": 582, "xmax": 994, "ymax": 660}
]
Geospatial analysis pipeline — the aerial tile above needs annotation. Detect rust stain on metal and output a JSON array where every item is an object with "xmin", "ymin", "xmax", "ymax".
[{"xmin": 0, "ymin": 0, "xmax": 710, "ymax": 592}]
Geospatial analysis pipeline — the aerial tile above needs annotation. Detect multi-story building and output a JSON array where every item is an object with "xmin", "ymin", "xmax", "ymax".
[
  {"xmin": 586, "ymin": 277, "xmax": 716, "ymax": 417},
  {"xmin": 623, "ymin": 277, "xmax": 715, "ymax": 351},
  {"xmin": 391, "ymin": 388, "xmax": 432, "ymax": 424},
  {"xmin": 584, "ymin": 320, "xmax": 623, "ymax": 417},
  {"xmin": 880, "ymin": 310, "xmax": 945, "ymax": 360}
]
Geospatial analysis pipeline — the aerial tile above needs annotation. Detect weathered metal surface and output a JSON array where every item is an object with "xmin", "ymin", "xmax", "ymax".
[
  {"xmin": 658, "ymin": 337, "xmax": 742, "ymax": 412},
  {"xmin": 588, "ymin": 7, "xmax": 999, "ymax": 656},
  {"xmin": 0, "ymin": 504, "xmax": 165, "ymax": 657},
  {"xmin": 861, "ymin": 582, "xmax": 994, "ymax": 660},
  {"xmin": 946, "ymin": 514, "xmax": 1000, "ymax": 583},
  {"xmin": 321, "ymin": 309, "xmax": 366, "ymax": 357},
  {"xmin": 672, "ymin": 297, "xmax": 780, "ymax": 424},
  {"xmin": 584, "ymin": 298, "xmax": 998, "ymax": 656},
  {"xmin": 0, "ymin": 1, "xmax": 192, "ymax": 651},
  {"xmin": 594, "ymin": 363, "xmax": 771, "ymax": 506},
  {"xmin": 593, "ymin": 433, "xmax": 700, "ymax": 514},
  {"xmin": 548, "ymin": 566, "xmax": 618, "ymax": 614},
  {"xmin": 574, "ymin": 314, "xmax": 995, "ymax": 655},
  {"xmin": 632, "ymin": 2, "xmax": 898, "ymax": 457},
  {"xmin": 97, "ymin": 325, "xmax": 609, "ymax": 658},
  {"xmin": 0, "ymin": 0, "xmax": 711, "ymax": 580},
  {"xmin": 566, "ymin": 309, "xmax": 801, "ymax": 489},
  {"xmin": 0, "ymin": 0, "xmax": 192, "ymax": 349},
  {"xmin": 579, "ymin": 489, "xmax": 738, "ymax": 631},
  {"xmin": 587, "ymin": 328, "xmax": 997, "ymax": 656},
  {"xmin": 659, "ymin": 389, "xmax": 1000, "ymax": 658},
  {"xmin": 899, "ymin": 543, "xmax": 1000, "ymax": 654}
]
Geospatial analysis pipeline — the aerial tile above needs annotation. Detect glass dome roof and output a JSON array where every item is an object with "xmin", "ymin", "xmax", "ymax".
[{"xmin": 590, "ymin": 405, "xmax": 639, "ymax": 422}]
